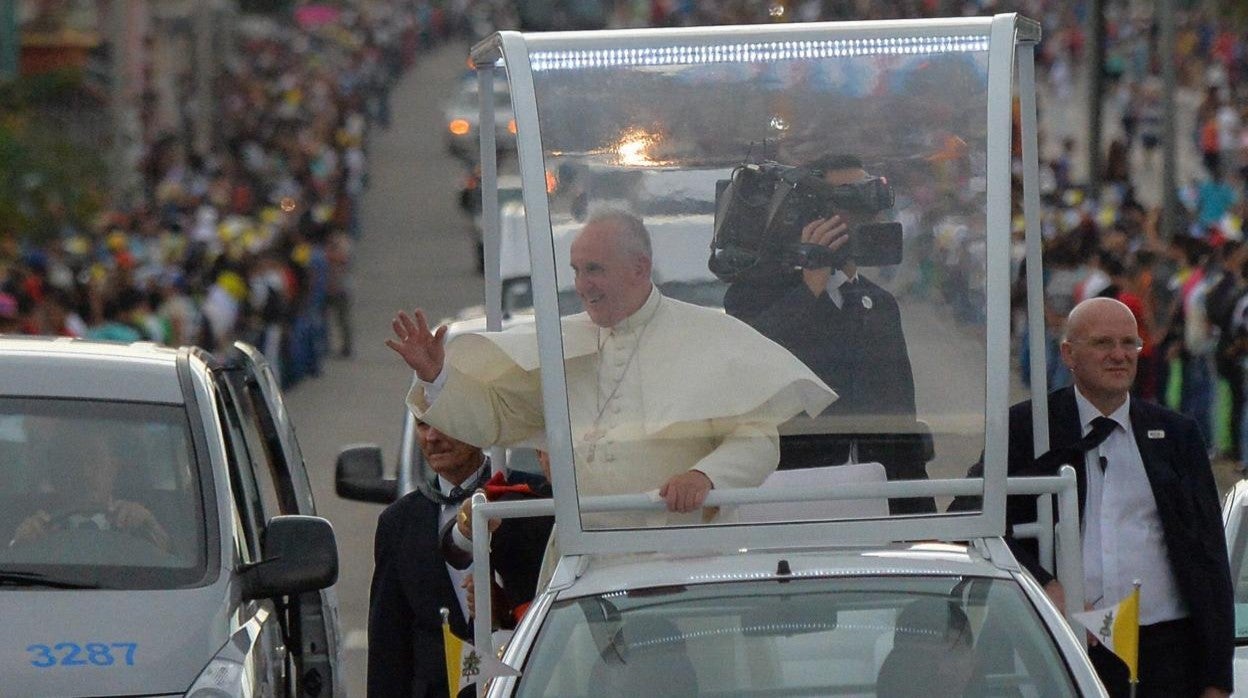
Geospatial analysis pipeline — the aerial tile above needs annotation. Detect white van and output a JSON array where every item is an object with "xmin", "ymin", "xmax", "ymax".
[{"xmin": 0, "ymin": 337, "xmax": 344, "ymax": 697}]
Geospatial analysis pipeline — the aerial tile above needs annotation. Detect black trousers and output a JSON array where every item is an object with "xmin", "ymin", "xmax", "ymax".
[{"xmin": 1088, "ymin": 618, "xmax": 1202, "ymax": 698}]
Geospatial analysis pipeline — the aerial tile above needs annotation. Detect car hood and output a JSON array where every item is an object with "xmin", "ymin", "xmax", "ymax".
[{"xmin": 3, "ymin": 587, "xmax": 228, "ymax": 697}]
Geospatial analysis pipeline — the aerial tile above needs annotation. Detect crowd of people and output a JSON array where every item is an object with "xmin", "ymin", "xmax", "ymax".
[
  {"xmin": 0, "ymin": 1, "xmax": 443, "ymax": 387},
  {"xmin": 995, "ymin": 2, "xmax": 1248, "ymax": 473}
]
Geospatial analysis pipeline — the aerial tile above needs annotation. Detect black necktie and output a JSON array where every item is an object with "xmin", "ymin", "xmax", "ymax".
[
  {"xmin": 841, "ymin": 278, "xmax": 863, "ymax": 308},
  {"xmin": 424, "ymin": 465, "xmax": 490, "ymax": 507},
  {"xmin": 1034, "ymin": 416, "xmax": 1117, "ymax": 472},
  {"xmin": 1079, "ymin": 417, "xmax": 1118, "ymax": 453},
  {"xmin": 1076, "ymin": 417, "xmax": 1117, "ymax": 472}
]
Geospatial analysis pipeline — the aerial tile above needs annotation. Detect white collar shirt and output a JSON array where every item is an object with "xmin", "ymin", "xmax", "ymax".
[
  {"xmin": 1075, "ymin": 388, "xmax": 1187, "ymax": 624},
  {"xmin": 825, "ymin": 270, "xmax": 858, "ymax": 310}
]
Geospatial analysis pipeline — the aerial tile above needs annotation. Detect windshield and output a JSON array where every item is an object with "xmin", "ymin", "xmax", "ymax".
[
  {"xmin": 515, "ymin": 575, "xmax": 1076, "ymax": 697},
  {"xmin": 0, "ymin": 398, "xmax": 208, "ymax": 589},
  {"xmin": 523, "ymin": 27, "xmax": 994, "ymax": 529}
]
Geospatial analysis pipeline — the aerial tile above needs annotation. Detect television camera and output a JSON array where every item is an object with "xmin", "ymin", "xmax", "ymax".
[{"xmin": 709, "ymin": 162, "xmax": 904, "ymax": 282}]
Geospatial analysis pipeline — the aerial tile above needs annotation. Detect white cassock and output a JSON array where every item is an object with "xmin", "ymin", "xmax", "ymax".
[{"xmin": 408, "ymin": 287, "xmax": 837, "ymax": 526}]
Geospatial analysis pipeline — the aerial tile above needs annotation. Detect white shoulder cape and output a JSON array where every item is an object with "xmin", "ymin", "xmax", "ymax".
[{"xmin": 440, "ymin": 295, "xmax": 837, "ymax": 434}]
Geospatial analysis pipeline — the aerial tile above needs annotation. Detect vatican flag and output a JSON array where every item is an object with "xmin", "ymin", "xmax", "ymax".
[
  {"xmin": 441, "ymin": 609, "xmax": 521, "ymax": 695},
  {"xmin": 1072, "ymin": 583, "xmax": 1141, "ymax": 683}
]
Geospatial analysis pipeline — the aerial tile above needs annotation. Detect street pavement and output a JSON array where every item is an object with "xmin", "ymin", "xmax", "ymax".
[{"xmin": 282, "ymin": 39, "xmax": 485, "ymax": 695}]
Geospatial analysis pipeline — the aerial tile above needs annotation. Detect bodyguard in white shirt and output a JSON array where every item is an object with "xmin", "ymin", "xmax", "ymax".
[{"xmin": 956, "ymin": 297, "xmax": 1233, "ymax": 697}]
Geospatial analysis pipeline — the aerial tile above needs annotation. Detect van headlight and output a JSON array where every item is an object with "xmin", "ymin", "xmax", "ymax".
[
  {"xmin": 183, "ymin": 655, "xmax": 247, "ymax": 697},
  {"xmin": 185, "ymin": 605, "xmax": 269, "ymax": 696}
]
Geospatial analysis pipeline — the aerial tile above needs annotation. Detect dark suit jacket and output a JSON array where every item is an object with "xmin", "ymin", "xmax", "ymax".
[
  {"xmin": 976, "ymin": 387, "xmax": 1233, "ymax": 692},
  {"xmin": 443, "ymin": 478, "xmax": 554, "ymax": 627},
  {"xmin": 367, "ymin": 486, "xmax": 465, "ymax": 698},
  {"xmin": 366, "ymin": 470, "xmax": 551, "ymax": 698},
  {"xmin": 724, "ymin": 272, "xmax": 933, "ymax": 513}
]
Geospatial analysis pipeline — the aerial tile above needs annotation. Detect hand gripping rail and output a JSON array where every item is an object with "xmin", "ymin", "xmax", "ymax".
[{"xmin": 467, "ymin": 465, "xmax": 1081, "ymax": 696}]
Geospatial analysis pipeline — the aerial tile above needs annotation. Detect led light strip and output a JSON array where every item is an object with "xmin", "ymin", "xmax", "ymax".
[{"xmin": 530, "ymin": 35, "xmax": 990, "ymax": 71}]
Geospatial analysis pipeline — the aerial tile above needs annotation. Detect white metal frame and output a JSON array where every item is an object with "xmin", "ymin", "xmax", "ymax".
[
  {"xmin": 469, "ymin": 465, "xmax": 1085, "ymax": 679},
  {"xmin": 468, "ymin": 14, "xmax": 1040, "ymax": 556}
]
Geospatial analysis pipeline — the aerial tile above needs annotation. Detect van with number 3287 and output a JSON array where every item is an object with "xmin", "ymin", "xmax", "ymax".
[{"xmin": 0, "ymin": 337, "xmax": 344, "ymax": 698}]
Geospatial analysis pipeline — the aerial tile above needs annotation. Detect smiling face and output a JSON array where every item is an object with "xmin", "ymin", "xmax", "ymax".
[
  {"xmin": 1061, "ymin": 298, "xmax": 1140, "ymax": 412},
  {"xmin": 416, "ymin": 422, "xmax": 483, "ymax": 485},
  {"xmin": 569, "ymin": 219, "xmax": 652, "ymax": 328}
]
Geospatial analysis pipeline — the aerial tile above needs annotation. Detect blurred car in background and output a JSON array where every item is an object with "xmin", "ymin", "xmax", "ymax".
[
  {"xmin": 458, "ymin": 167, "xmax": 525, "ymax": 274},
  {"xmin": 444, "ymin": 67, "xmax": 516, "ymax": 161}
]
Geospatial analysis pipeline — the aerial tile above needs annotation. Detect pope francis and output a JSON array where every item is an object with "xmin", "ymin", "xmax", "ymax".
[{"xmin": 387, "ymin": 211, "xmax": 837, "ymax": 526}]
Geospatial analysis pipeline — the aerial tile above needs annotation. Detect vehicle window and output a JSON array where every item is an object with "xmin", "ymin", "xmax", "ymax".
[
  {"xmin": 515, "ymin": 576, "xmax": 1076, "ymax": 697},
  {"xmin": 0, "ymin": 397, "xmax": 209, "ymax": 589},
  {"xmin": 216, "ymin": 386, "xmax": 266, "ymax": 562},
  {"xmin": 229, "ymin": 373, "xmax": 298, "ymax": 518}
]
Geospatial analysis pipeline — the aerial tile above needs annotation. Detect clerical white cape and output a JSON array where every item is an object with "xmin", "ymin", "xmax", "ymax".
[{"xmin": 408, "ymin": 291, "xmax": 836, "ymax": 526}]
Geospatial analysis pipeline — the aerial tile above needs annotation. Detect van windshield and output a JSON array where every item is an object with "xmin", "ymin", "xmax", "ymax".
[{"xmin": 0, "ymin": 397, "xmax": 209, "ymax": 589}]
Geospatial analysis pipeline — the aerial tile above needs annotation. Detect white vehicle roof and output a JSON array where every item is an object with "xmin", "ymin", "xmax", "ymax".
[{"xmin": 0, "ymin": 336, "xmax": 186, "ymax": 403}]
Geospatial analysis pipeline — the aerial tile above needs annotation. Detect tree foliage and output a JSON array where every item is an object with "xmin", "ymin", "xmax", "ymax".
[{"xmin": 0, "ymin": 70, "xmax": 108, "ymax": 244}]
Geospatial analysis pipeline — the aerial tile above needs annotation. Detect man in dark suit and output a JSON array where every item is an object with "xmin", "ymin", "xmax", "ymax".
[
  {"xmin": 723, "ymin": 154, "xmax": 932, "ymax": 514},
  {"xmin": 444, "ymin": 450, "xmax": 554, "ymax": 628},
  {"xmin": 961, "ymin": 297, "xmax": 1232, "ymax": 698},
  {"xmin": 366, "ymin": 421, "xmax": 547, "ymax": 697}
]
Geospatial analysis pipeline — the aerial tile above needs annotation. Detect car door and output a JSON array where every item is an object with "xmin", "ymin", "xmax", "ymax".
[
  {"xmin": 214, "ymin": 371, "xmax": 290, "ymax": 698},
  {"xmin": 223, "ymin": 343, "xmax": 344, "ymax": 697}
]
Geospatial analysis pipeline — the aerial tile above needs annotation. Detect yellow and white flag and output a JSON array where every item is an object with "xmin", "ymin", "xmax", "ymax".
[
  {"xmin": 442, "ymin": 611, "xmax": 520, "ymax": 695},
  {"xmin": 1072, "ymin": 586, "xmax": 1141, "ymax": 682}
]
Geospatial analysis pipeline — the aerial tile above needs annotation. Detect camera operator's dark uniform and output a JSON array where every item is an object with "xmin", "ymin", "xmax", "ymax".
[{"xmin": 724, "ymin": 271, "xmax": 935, "ymax": 514}]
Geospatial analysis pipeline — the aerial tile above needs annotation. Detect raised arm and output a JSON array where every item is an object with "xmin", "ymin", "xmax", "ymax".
[{"xmin": 386, "ymin": 308, "xmax": 447, "ymax": 382}]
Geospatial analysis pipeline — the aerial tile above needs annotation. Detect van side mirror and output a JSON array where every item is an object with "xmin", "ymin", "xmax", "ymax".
[
  {"xmin": 242, "ymin": 515, "xmax": 338, "ymax": 601},
  {"xmin": 335, "ymin": 444, "xmax": 397, "ymax": 504}
]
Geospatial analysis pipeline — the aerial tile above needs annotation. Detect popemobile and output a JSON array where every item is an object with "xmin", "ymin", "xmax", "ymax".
[{"xmin": 399, "ymin": 13, "xmax": 1115, "ymax": 697}]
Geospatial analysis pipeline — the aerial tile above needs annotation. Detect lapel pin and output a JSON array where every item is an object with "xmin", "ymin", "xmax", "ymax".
[
  {"xmin": 861, "ymin": 296, "xmax": 873, "ymax": 310},
  {"xmin": 1147, "ymin": 429, "xmax": 1165, "ymax": 439}
]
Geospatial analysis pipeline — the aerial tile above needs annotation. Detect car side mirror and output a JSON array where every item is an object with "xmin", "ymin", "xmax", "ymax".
[
  {"xmin": 242, "ymin": 515, "xmax": 338, "ymax": 601},
  {"xmin": 335, "ymin": 444, "xmax": 397, "ymax": 504}
]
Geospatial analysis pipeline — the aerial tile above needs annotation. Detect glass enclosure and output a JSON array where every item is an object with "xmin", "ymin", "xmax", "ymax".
[
  {"xmin": 0, "ymin": 398, "xmax": 208, "ymax": 588},
  {"xmin": 514, "ymin": 576, "xmax": 1077, "ymax": 697},
  {"xmin": 521, "ymin": 28, "xmax": 995, "ymax": 529}
]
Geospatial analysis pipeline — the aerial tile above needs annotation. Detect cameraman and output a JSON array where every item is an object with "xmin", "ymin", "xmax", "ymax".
[{"xmin": 722, "ymin": 155, "xmax": 933, "ymax": 514}]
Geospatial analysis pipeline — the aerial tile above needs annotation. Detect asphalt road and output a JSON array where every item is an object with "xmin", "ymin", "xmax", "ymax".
[
  {"xmin": 280, "ymin": 38, "xmax": 1243, "ymax": 697},
  {"xmin": 282, "ymin": 40, "xmax": 485, "ymax": 695}
]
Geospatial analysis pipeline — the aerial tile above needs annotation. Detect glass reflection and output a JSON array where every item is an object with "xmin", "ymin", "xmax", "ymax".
[{"xmin": 528, "ymin": 40, "xmax": 991, "ymax": 528}]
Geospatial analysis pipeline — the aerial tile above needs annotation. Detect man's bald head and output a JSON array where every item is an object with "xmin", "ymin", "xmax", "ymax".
[
  {"xmin": 1060, "ymin": 297, "xmax": 1141, "ymax": 413},
  {"xmin": 1064, "ymin": 297, "xmax": 1138, "ymax": 342}
]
